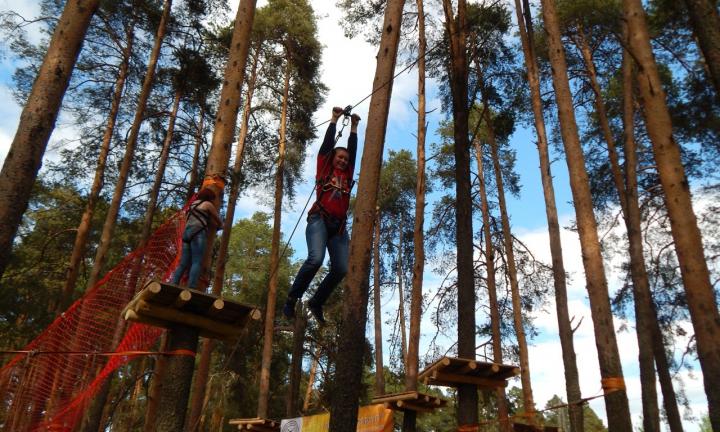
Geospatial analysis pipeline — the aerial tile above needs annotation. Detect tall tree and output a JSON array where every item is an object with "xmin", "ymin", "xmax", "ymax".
[
  {"xmin": 84, "ymin": 0, "xmax": 172, "ymax": 291},
  {"xmin": 0, "ymin": 0, "xmax": 101, "ymax": 280},
  {"xmin": 539, "ymin": 0, "xmax": 633, "ymax": 431},
  {"xmin": 329, "ymin": 0, "xmax": 405, "ymax": 428},
  {"xmin": 473, "ymin": 135, "xmax": 510, "ymax": 431},
  {"xmin": 57, "ymin": 7, "xmax": 136, "ymax": 314},
  {"xmin": 682, "ymin": 0, "xmax": 720, "ymax": 98},
  {"xmin": 482, "ymin": 103, "xmax": 537, "ymax": 425},
  {"xmin": 623, "ymin": 0, "xmax": 720, "ymax": 428},
  {"xmin": 512, "ymin": 1, "xmax": 583, "ymax": 430},
  {"xmin": 441, "ymin": 0, "xmax": 478, "ymax": 426},
  {"xmin": 154, "ymin": 0, "xmax": 258, "ymax": 428},
  {"xmin": 404, "ymin": 1, "xmax": 428, "ymax": 429}
]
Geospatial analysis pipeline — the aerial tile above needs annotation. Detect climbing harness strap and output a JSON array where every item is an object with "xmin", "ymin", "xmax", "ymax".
[{"xmin": 183, "ymin": 201, "xmax": 211, "ymax": 243}]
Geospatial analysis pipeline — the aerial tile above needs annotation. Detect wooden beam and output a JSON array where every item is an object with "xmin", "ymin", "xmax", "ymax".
[
  {"xmin": 431, "ymin": 371, "xmax": 507, "ymax": 388},
  {"xmin": 396, "ymin": 400, "xmax": 433, "ymax": 413},
  {"xmin": 457, "ymin": 360, "xmax": 478, "ymax": 374},
  {"xmin": 172, "ymin": 289, "xmax": 192, "ymax": 308}
]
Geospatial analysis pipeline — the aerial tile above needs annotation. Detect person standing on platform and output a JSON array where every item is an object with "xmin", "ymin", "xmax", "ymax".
[{"xmin": 171, "ymin": 187, "xmax": 223, "ymax": 288}]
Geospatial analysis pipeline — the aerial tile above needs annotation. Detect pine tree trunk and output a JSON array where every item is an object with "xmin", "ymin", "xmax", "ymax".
[
  {"xmin": 0, "ymin": 0, "xmax": 100, "ymax": 279},
  {"xmin": 513, "ymin": 1, "xmax": 582, "ymax": 430},
  {"xmin": 403, "ymin": 2, "xmax": 427, "ymax": 428},
  {"xmin": 373, "ymin": 214, "xmax": 386, "ymax": 396},
  {"xmin": 57, "ymin": 19, "xmax": 135, "ymax": 315},
  {"xmin": 578, "ymin": 28, "xmax": 663, "ymax": 432},
  {"xmin": 187, "ymin": 107, "xmax": 204, "ymax": 201},
  {"xmin": 143, "ymin": 334, "xmax": 168, "ymax": 432},
  {"xmin": 473, "ymin": 140, "xmax": 509, "ymax": 432},
  {"xmin": 303, "ymin": 350, "xmax": 320, "ymax": 412},
  {"xmin": 186, "ymin": 44, "xmax": 260, "ymax": 432},
  {"xmin": 155, "ymin": 0, "xmax": 257, "ymax": 427},
  {"xmin": 85, "ymin": 0, "xmax": 172, "ymax": 290},
  {"xmin": 287, "ymin": 308, "xmax": 307, "ymax": 417},
  {"xmin": 80, "ymin": 86, "xmax": 182, "ymax": 432},
  {"xmin": 683, "ymin": 0, "xmax": 720, "ymax": 98},
  {"xmin": 397, "ymin": 215, "xmax": 408, "ymax": 368},
  {"xmin": 483, "ymin": 104, "xmax": 537, "ymax": 424},
  {"xmin": 540, "ymin": 1, "xmax": 633, "ymax": 431},
  {"xmin": 623, "ymin": 1, "xmax": 720, "ymax": 429},
  {"xmin": 441, "ymin": 0, "xmax": 478, "ymax": 426},
  {"xmin": 621, "ymin": 48, "xmax": 683, "ymax": 432},
  {"xmin": 329, "ymin": 0, "xmax": 405, "ymax": 428},
  {"xmin": 257, "ymin": 54, "xmax": 291, "ymax": 419}
]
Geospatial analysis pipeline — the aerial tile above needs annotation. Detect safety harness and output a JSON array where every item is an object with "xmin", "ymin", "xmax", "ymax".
[
  {"xmin": 309, "ymin": 106, "xmax": 357, "ymax": 236},
  {"xmin": 183, "ymin": 200, "xmax": 211, "ymax": 243}
]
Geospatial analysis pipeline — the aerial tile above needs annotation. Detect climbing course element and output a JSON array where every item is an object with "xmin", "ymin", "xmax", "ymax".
[
  {"xmin": 123, "ymin": 280, "xmax": 261, "ymax": 340},
  {"xmin": 418, "ymin": 357, "xmax": 520, "ymax": 389},
  {"xmin": 0, "ymin": 209, "xmax": 186, "ymax": 431}
]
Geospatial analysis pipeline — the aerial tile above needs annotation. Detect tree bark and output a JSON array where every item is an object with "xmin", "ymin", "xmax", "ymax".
[
  {"xmin": 329, "ymin": 0, "xmax": 405, "ymax": 428},
  {"xmin": 155, "ymin": 326, "xmax": 200, "ymax": 431},
  {"xmin": 482, "ymin": 104, "xmax": 537, "ymax": 425},
  {"xmin": 85, "ymin": 0, "xmax": 171, "ymax": 290},
  {"xmin": 0, "ymin": 0, "xmax": 101, "ymax": 280},
  {"xmin": 473, "ymin": 140, "xmax": 510, "ymax": 432},
  {"xmin": 397, "ymin": 215, "xmax": 408, "ymax": 368},
  {"xmin": 187, "ymin": 107, "xmax": 204, "ymax": 201},
  {"xmin": 403, "ymin": 2, "xmax": 427, "ymax": 428},
  {"xmin": 186, "ymin": 43, "xmax": 260, "ymax": 432},
  {"xmin": 683, "ymin": 0, "xmax": 720, "ymax": 99},
  {"xmin": 287, "ymin": 307, "xmax": 307, "ymax": 417},
  {"xmin": 441, "ymin": 0, "xmax": 478, "ymax": 426},
  {"xmin": 540, "ymin": 1, "xmax": 633, "ymax": 431},
  {"xmin": 372, "ymin": 213, "xmax": 386, "ymax": 396},
  {"xmin": 621, "ymin": 46, "xmax": 683, "ymax": 432},
  {"xmin": 513, "ymin": 1, "xmax": 582, "ymax": 430},
  {"xmin": 577, "ymin": 27, "xmax": 663, "ymax": 432},
  {"xmin": 623, "ymin": 1, "xmax": 720, "ymax": 429},
  {"xmin": 57, "ymin": 19, "xmax": 135, "ymax": 315},
  {"xmin": 155, "ymin": 0, "xmax": 257, "ymax": 427},
  {"xmin": 257, "ymin": 54, "xmax": 291, "ymax": 419},
  {"xmin": 303, "ymin": 349, "xmax": 320, "ymax": 412}
]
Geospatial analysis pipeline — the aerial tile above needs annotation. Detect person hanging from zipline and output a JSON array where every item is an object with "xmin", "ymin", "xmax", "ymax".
[
  {"xmin": 171, "ymin": 187, "xmax": 223, "ymax": 289},
  {"xmin": 283, "ymin": 106, "xmax": 361, "ymax": 324}
]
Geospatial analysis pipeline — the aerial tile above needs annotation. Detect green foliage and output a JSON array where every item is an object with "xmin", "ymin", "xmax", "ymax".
[{"xmin": 0, "ymin": 178, "xmax": 146, "ymax": 350}]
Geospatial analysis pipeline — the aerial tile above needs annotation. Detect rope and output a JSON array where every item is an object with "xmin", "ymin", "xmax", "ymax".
[{"xmin": 0, "ymin": 349, "xmax": 196, "ymax": 357}]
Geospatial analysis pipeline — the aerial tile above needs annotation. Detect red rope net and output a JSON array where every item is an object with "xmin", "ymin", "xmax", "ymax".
[{"xmin": 0, "ymin": 209, "xmax": 187, "ymax": 431}]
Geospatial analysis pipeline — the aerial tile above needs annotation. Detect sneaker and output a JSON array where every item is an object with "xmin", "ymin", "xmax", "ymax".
[
  {"xmin": 283, "ymin": 298, "xmax": 297, "ymax": 320},
  {"xmin": 307, "ymin": 302, "xmax": 326, "ymax": 325}
]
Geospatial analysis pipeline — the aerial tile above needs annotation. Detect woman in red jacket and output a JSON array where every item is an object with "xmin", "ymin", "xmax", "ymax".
[{"xmin": 283, "ymin": 107, "xmax": 360, "ymax": 323}]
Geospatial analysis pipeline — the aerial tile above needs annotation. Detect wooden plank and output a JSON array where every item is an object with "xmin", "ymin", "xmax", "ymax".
[{"xmin": 136, "ymin": 299, "xmax": 244, "ymax": 338}]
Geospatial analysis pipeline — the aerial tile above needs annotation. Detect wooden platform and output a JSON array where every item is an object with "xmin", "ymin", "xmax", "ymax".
[
  {"xmin": 371, "ymin": 391, "xmax": 447, "ymax": 413},
  {"xmin": 418, "ymin": 357, "xmax": 520, "ymax": 389},
  {"xmin": 123, "ymin": 281, "xmax": 261, "ymax": 340},
  {"xmin": 228, "ymin": 417, "xmax": 280, "ymax": 431}
]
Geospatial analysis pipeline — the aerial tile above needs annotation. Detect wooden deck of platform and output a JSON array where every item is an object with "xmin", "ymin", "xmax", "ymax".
[
  {"xmin": 228, "ymin": 417, "xmax": 280, "ymax": 431},
  {"xmin": 123, "ymin": 281, "xmax": 261, "ymax": 340},
  {"xmin": 418, "ymin": 357, "xmax": 520, "ymax": 389},
  {"xmin": 371, "ymin": 391, "xmax": 447, "ymax": 413}
]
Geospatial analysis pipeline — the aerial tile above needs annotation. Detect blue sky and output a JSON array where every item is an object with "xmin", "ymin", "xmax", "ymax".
[{"xmin": 0, "ymin": 0, "xmax": 710, "ymax": 429}]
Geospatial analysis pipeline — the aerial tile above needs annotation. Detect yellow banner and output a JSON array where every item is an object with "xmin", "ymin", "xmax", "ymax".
[{"xmin": 281, "ymin": 404, "xmax": 393, "ymax": 432}]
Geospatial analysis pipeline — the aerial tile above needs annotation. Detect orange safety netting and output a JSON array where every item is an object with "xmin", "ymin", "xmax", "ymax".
[{"xmin": 0, "ymin": 208, "xmax": 188, "ymax": 431}]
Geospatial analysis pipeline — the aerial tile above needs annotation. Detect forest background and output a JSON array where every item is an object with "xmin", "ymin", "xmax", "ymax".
[{"xmin": 0, "ymin": 0, "xmax": 716, "ymax": 430}]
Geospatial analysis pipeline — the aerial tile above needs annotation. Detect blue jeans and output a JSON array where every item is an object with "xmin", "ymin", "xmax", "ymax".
[
  {"xmin": 171, "ymin": 226, "xmax": 207, "ymax": 288},
  {"xmin": 288, "ymin": 213, "xmax": 349, "ymax": 306}
]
